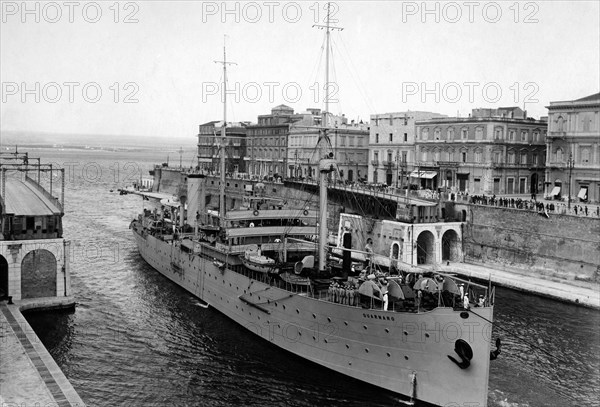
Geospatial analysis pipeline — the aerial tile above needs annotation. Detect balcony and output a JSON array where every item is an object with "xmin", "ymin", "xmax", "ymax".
[{"xmin": 547, "ymin": 131, "xmax": 566, "ymax": 139}]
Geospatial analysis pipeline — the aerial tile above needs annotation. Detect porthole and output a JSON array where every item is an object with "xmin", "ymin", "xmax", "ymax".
[
  {"xmin": 404, "ymin": 355, "xmax": 409, "ymax": 360},
  {"xmin": 385, "ymin": 328, "xmax": 390, "ymax": 333},
  {"xmin": 365, "ymin": 348, "xmax": 369, "ymax": 353},
  {"xmin": 345, "ymin": 344, "xmax": 350, "ymax": 349},
  {"xmin": 403, "ymin": 331, "xmax": 408, "ymax": 336},
  {"xmin": 363, "ymin": 325, "xmax": 368, "ymax": 330},
  {"xmin": 386, "ymin": 352, "xmax": 391, "ymax": 357},
  {"xmin": 425, "ymin": 333, "xmax": 430, "ymax": 338}
]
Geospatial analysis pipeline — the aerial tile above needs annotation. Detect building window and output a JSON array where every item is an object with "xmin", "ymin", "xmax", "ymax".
[
  {"xmin": 509, "ymin": 130, "xmax": 516, "ymax": 141},
  {"xmin": 402, "ymin": 151, "xmax": 407, "ymax": 162},
  {"xmin": 387, "ymin": 151, "xmax": 393, "ymax": 163},
  {"xmin": 461, "ymin": 151, "xmax": 467, "ymax": 163},
  {"xmin": 556, "ymin": 116, "xmax": 564, "ymax": 132},
  {"xmin": 461, "ymin": 128, "xmax": 468, "ymax": 139},
  {"xmin": 493, "ymin": 151, "xmax": 501, "ymax": 163},
  {"xmin": 494, "ymin": 128, "xmax": 503, "ymax": 140},
  {"xmin": 508, "ymin": 151, "xmax": 515, "ymax": 164},
  {"xmin": 434, "ymin": 128, "xmax": 441, "ymax": 140},
  {"xmin": 422, "ymin": 151, "xmax": 428, "ymax": 162},
  {"xmin": 389, "ymin": 133, "xmax": 393, "ymax": 142},
  {"xmin": 404, "ymin": 133, "xmax": 408, "ymax": 142},
  {"xmin": 422, "ymin": 128, "xmax": 429, "ymax": 140},
  {"xmin": 581, "ymin": 148, "xmax": 590, "ymax": 164},
  {"xmin": 374, "ymin": 151, "xmax": 379, "ymax": 162},
  {"xmin": 474, "ymin": 150, "xmax": 482, "ymax": 163},
  {"xmin": 340, "ymin": 136, "xmax": 346, "ymax": 146},
  {"xmin": 475, "ymin": 127, "xmax": 483, "ymax": 140},
  {"xmin": 447, "ymin": 128, "xmax": 455, "ymax": 141},
  {"xmin": 555, "ymin": 148, "xmax": 563, "ymax": 162},
  {"xmin": 533, "ymin": 131, "xmax": 539, "ymax": 142},
  {"xmin": 532, "ymin": 154, "xmax": 538, "ymax": 165},
  {"xmin": 434, "ymin": 150, "xmax": 440, "ymax": 161},
  {"xmin": 521, "ymin": 152, "xmax": 528, "ymax": 164},
  {"xmin": 521, "ymin": 131, "xmax": 528, "ymax": 142},
  {"xmin": 375, "ymin": 133, "xmax": 379, "ymax": 143}
]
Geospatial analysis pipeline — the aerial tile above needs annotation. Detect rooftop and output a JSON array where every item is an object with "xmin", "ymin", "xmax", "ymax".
[{"xmin": 2, "ymin": 178, "xmax": 63, "ymax": 216}]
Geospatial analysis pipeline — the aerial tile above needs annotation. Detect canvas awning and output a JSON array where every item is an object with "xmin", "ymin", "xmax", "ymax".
[
  {"xmin": 578, "ymin": 187, "xmax": 588, "ymax": 199},
  {"xmin": 409, "ymin": 170, "xmax": 437, "ymax": 179},
  {"xmin": 550, "ymin": 186, "xmax": 561, "ymax": 196}
]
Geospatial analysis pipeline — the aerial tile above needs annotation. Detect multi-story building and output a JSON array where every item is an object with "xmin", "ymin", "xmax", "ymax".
[
  {"xmin": 545, "ymin": 92, "xmax": 600, "ymax": 203},
  {"xmin": 197, "ymin": 121, "xmax": 249, "ymax": 174},
  {"xmin": 288, "ymin": 110, "xmax": 369, "ymax": 182},
  {"xmin": 245, "ymin": 105, "xmax": 300, "ymax": 179},
  {"xmin": 414, "ymin": 107, "xmax": 547, "ymax": 194},
  {"xmin": 368, "ymin": 111, "xmax": 447, "ymax": 186}
]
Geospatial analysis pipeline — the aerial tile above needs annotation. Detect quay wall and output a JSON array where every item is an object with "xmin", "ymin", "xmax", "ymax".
[{"xmin": 451, "ymin": 203, "xmax": 600, "ymax": 281}]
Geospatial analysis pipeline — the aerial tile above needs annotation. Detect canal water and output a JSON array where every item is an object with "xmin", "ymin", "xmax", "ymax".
[{"xmin": 23, "ymin": 148, "xmax": 600, "ymax": 407}]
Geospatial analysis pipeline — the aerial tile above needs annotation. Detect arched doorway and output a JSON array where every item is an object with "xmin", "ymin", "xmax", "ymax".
[
  {"xmin": 21, "ymin": 249, "xmax": 57, "ymax": 299},
  {"xmin": 390, "ymin": 241, "xmax": 402, "ymax": 271},
  {"xmin": 416, "ymin": 231, "xmax": 435, "ymax": 265},
  {"xmin": 0, "ymin": 255, "xmax": 8, "ymax": 298},
  {"xmin": 442, "ymin": 229, "xmax": 460, "ymax": 261}
]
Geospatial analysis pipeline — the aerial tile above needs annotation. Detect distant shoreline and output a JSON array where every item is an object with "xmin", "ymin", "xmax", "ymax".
[{"xmin": 0, "ymin": 144, "xmax": 167, "ymax": 153}]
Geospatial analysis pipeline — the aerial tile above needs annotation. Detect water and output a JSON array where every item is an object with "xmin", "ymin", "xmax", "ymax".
[{"xmin": 21, "ymin": 148, "xmax": 600, "ymax": 407}]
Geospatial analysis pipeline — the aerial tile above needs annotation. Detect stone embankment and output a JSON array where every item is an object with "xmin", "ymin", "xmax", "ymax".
[{"xmin": 0, "ymin": 297, "xmax": 85, "ymax": 406}]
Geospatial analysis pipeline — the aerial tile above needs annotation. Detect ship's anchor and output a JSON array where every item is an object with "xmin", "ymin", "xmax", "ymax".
[
  {"xmin": 448, "ymin": 339, "xmax": 473, "ymax": 369},
  {"xmin": 490, "ymin": 338, "xmax": 502, "ymax": 360}
]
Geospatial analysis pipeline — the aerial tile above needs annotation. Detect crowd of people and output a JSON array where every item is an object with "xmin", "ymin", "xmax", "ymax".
[
  {"xmin": 468, "ymin": 194, "xmax": 600, "ymax": 217},
  {"xmin": 327, "ymin": 281, "xmax": 359, "ymax": 306}
]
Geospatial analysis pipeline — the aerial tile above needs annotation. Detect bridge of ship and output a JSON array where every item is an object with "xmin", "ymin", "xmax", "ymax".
[{"xmin": 283, "ymin": 179, "xmax": 440, "ymax": 224}]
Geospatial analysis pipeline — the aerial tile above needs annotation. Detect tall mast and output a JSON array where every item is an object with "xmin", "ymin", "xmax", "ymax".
[
  {"xmin": 313, "ymin": 3, "xmax": 343, "ymax": 271},
  {"xmin": 214, "ymin": 36, "xmax": 236, "ymax": 220}
]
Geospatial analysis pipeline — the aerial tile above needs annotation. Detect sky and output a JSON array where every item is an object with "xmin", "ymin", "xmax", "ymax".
[{"xmin": 1, "ymin": 0, "xmax": 599, "ymax": 140}]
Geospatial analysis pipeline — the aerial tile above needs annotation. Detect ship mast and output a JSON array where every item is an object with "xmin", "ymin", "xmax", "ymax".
[
  {"xmin": 313, "ymin": 3, "xmax": 343, "ymax": 271},
  {"xmin": 214, "ymin": 36, "xmax": 236, "ymax": 221}
]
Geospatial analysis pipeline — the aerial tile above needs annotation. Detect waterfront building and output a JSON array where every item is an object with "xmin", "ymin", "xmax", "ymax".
[
  {"xmin": 368, "ymin": 111, "xmax": 447, "ymax": 186},
  {"xmin": 288, "ymin": 109, "xmax": 369, "ymax": 182},
  {"xmin": 414, "ymin": 107, "xmax": 547, "ymax": 194},
  {"xmin": 0, "ymin": 151, "xmax": 71, "ymax": 301},
  {"xmin": 197, "ymin": 121, "xmax": 249, "ymax": 175},
  {"xmin": 244, "ymin": 105, "xmax": 300, "ymax": 179},
  {"xmin": 545, "ymin": 92, "xmax": 600, "ymax": 203}
]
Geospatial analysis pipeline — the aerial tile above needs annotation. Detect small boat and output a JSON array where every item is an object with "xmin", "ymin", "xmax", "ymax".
[
  {"xmin": 241, "ymin": 249, "xmax": 279, "ymax": 274},
  {"xmin": 279, "ymin": 272, "xmax": 311, "ymax": 286}
]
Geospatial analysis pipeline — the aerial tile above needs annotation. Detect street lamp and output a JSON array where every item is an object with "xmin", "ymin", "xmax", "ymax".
[{"xmin": 567, "ymin": 152, "xmax": 575, "ymax": 210}]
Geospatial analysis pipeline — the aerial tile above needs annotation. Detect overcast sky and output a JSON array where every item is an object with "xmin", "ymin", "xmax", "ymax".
[{"xmin": 1, "ymin": 1, "xmax": 599, "ymax": 139}]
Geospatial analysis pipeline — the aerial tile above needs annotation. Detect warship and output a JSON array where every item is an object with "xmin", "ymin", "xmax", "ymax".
[{"xmin": 129, "ymin": 7, "xmax": 498, "ymax": 406}]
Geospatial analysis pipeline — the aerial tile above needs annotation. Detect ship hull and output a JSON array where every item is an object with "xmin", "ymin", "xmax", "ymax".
[{"xmin": 132, "ymin": 224, "xmax": 492, "ymax": 406}]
